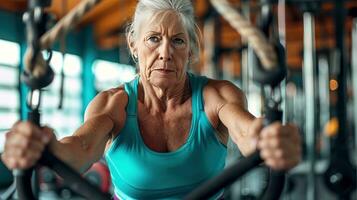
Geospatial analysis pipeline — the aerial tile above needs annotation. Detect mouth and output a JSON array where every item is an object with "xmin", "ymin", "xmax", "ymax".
[{"xmin": 153, "ymin": 69, "xmax": 175, "ymax": 74}]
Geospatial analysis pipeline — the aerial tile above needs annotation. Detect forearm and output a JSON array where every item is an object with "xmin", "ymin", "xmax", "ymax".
[
  {"xmin": 51, "ymin": 135, "xmax": 96, "ymax": 173},
  {"xmin": 229, "ymin": 129, "xmax": 256, "ymax": 157},
  {"xmin": 51, "ymin": 116, "xmax": 114, "ymax": 173},
  {"xmin": 230, "ymin": 117, "xmax": 267, "ymax": 158},
  {"xmin": 220, "ymin": 104, "xmax": 257, "ymax": 156}
]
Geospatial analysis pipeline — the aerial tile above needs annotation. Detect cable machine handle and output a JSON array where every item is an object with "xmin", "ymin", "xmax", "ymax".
[
  {"xmin": 260, "ymin": 107, "xmax": 285, "ymax": 200},
  {"xmin": 14, "ymin": 109, "xmax": 40, "ymax": 200}
]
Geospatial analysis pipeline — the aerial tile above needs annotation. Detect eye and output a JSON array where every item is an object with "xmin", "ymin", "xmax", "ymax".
[
  {"xmin": 147, "ymin": 36, "xmax": 160, "ymax": 43},
  {"xmin": 173, "ymin": 38, "xmax": 185, "ymax": 45}
]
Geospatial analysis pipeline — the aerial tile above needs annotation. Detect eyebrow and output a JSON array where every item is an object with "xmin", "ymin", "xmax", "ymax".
[
  {"xmin": 173, "ymin": 33, "xmax": 186, "ymax": 37},
  {"xmin": 145, "ymin": 31, "xmax": 161, "ymax": 35},
  {"xmin": 144, "ymin": 31, "xmax": 186, "ymax": 37}
]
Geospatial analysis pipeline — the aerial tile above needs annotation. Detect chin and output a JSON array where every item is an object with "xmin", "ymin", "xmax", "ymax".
[{"xmin": 150, "ymin": 78, "xmax": 177, "ymax": 89}]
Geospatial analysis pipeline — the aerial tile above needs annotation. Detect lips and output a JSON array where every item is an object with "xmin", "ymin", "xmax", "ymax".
[{"xmin": 153, "ymin": 68, "xmax": 175, "ymax": 73}]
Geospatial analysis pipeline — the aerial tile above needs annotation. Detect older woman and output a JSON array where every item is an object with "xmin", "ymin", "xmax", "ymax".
[{"xmin": 1, "ymin": 0, "xmax": 301, "ymax": 199}]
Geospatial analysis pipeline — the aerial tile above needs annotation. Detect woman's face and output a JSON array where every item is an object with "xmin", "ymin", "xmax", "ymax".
[{"xmin": 134, "ymin": 11, "xmax": 190, "ymax": 88}]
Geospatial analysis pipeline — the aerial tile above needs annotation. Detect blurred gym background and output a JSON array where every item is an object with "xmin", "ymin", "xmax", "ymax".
[{"xmin": 0, "ymin": 0, "xmax": 356, "ymax": 199}]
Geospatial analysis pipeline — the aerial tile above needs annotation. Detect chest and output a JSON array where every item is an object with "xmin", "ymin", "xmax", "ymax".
[{"xmin": 137, "ymin": 100, "xmax": 192, "ymax": 153}]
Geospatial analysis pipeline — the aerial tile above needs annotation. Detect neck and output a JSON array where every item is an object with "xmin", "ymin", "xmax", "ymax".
[{"xmin": 138, "ymin": 75, "xmax": 191, "ymax": 114}]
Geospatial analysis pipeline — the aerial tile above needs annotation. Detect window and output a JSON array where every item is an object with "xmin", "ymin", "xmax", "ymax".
[
  {"xmin": 0, "ymin": 39, "xmax": 20, "ymax": 152},
  {"xmin": 41, "ymin": 51, "xmax": 83, "ymax": 139},
  {"xmin": 93, "ymin": 60, "xmax": 136, "ymax": 91}
]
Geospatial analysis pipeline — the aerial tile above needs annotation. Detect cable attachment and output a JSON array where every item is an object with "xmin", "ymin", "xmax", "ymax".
[
  {"xmin": 22, "ymin": 0, "xmax": 54, "ymax": 90},
  {"xmin": 253, "ymin": 42, "xmax": 286, "ymax": 88},
  {"xmin": 21, "ymin": 49, "xmax": 54, "ymax": 90}
]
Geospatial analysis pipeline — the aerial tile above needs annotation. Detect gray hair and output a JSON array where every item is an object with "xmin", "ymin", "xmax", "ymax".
[{"xmin": 127, "ymin": 0, "xmax": 201, "ymax": 63}]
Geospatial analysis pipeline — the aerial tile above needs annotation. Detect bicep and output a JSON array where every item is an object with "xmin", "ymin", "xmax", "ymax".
[
  {"xmin": 84, "ymin": 88, "xmax": 127, "ymax": 136},
  {"xmin": 208, "ymin": 81, "xmax": 255, "ymax": 149},
  {"xmin": 214, "ymin": 81, "xmax": 254, "ymax": 133},
  {"xmin": 73, "ymin": 114, "xmax": 115, "ymax": 159},
  {"xmin": 66, "ymin": 89, "xmax": 127, "ymax": 168}
]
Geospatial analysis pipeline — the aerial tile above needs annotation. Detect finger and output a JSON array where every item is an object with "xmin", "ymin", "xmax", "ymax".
[
  {"xmin": 12, "ymin": 122, "xmax": 44, "ymax": 141},
  {"xmin": 258, "ymin": 135, "xmax": 294, "ymax": 150},
  {"xmin": 3, "ymin": 147, "xmax": 43, "ymax": 169},
  {"xmin": 2, "ymin": 150, "xmax": 19, "ymax": 169},
  {"xmin": 41, "ymin": 126, "xmax": 55, "ymax": 143},
  {"xmin": 2, "ymin": 156, "xmax": 18, "ymax": 169},
  {"xmin": 262, "ymin": 122, "xmax": 301, "ymax": 140},
  {"xmin": 16, "ymin": 156, "xmax": 39, "ymax": 169},
  {"xmin": 259, "ymin": 125, "xmax": 301, "ymax": 151},
  {"xmin": 265, "ymin": 156, "xmax": 301, "ymax": 170},
  {"xmin": 5, "ymin": 139, "xmax": 45, "ymax": 158},
  {"xmin": 260, "ymin": 147, "xmax": 297, "ymax": 162},
  {"xmin": 1, "ymin": 153, "xmax": 13, "ymax": 169},
  {"xmin": 5, "ymin": 133, "xmax": 47, "ymax": 152},
  {"xmin": 285, "ymin": 123, "xmax": 301, "ymax": 141},
  {"xmin": 261, "ymin": 145, "xmax": 301, "ymax": 169},
  {"xmin": 260, "ymin": 122, "xmax": 285, "ymax": 139},
  {"xmin": 259, "ymin": 138, "xmax": 301, "ymax": 161}
]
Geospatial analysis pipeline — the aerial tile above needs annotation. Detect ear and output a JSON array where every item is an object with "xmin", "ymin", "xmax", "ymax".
[{"xmin": 127, "ymin": 32, "xmax": 137, "ymax": 56}]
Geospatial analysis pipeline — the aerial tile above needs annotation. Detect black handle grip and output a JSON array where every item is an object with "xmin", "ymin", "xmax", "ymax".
[
  {"xmin": 184, "ymin": 152, "xmax": 263, "ymax": 200},
  {"xmin": 261, "ymin": 107, "xmax": 285, "ymax": 200},
  {"xmin": 15, "ymin": 109, "xmax": 111, "ymax": 200},
  {"xmin": 39, "ymin": 149, "xmax": 111, "ymax": 200},
  {"xmin": 184, "ymin": 107, "xmax": 285, "ymax": 200},
  {"xmin": 14, "ymin": 110, "xmax": 40, "ymax": 200},
  {"xmin": 14, "ymin": 168, "xmax": 36, "ymax": 200},
  {"xmin": 261, "ymin": 171, "xmax": 286, "ymax": 200}
]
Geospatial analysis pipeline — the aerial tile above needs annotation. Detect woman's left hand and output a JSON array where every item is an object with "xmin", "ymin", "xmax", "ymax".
[{"xmin": 258, "ymin": 122, "xmax": 302, "ymax": 170}]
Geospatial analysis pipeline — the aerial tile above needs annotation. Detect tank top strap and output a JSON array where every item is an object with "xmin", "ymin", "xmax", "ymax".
[
  {"xmin": 124, "ymin": 76, "xmax": 139, "ymax": 116},
  {"xmin": 188, "ymin": 72, "xmax": 208, "ymax": 113}
]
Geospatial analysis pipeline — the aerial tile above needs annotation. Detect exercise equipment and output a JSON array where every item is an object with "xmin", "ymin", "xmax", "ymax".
[
  {"xmin": 0, "ymin": 160, "xmax": 14, "ymax": 200},
  {"xmin": 184, "ymin": 0, "xmax": 287, "ymax": 199},
  {"xmin": 302, "ymin": 9, "xmax": 317, "ymax": 200},
  {"xmin": 84, "ymin": 161, "xmax": 112, "ymax": 193},
  {"xmin": 8, "ymin": 0, "xmax": 356, "ymax": 198},
  {"xmin": 322, "ymin": 2, "xmax": 357, "ymax": 200},
  {"xmin": 13, "ymin": 0, "xmax": 289, "ymax": 199},
  {"xmin": 352, "ymin": 16, "xmax": 357, "ymax": 200},
  {"xmin": 9, "ymin": 0, "xmax": 110, "ymax": 200}
]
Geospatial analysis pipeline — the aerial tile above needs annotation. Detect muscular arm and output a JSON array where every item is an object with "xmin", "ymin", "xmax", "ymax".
[
  {"xmin": 205, "ymin": 80, "xmax": 256, "ymax": 156},
  {"xmin": 205, "ymin": 80, "xmax": 301, "ymax": 170},
  {"xmin": 51, "ymin": 88, "xmax": 127, "ymax": 173}
]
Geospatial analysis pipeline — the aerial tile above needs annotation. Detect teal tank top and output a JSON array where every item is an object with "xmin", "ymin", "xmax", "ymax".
[{"xmin": 105, "ymin": 73, "xmax": 227, "ymax": 199}]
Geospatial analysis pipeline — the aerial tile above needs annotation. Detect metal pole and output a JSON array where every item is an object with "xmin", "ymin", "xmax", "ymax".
[
  {"xmin": 333, "ymin": 0, "xmax": 348, "ymax": 158},
  {"xmin": 303, "ymin": 12, "xmax": 316, "ymax": 200},
  {"xmin": 238, "ymin": 1, "xmax": 250, "ymax": 198},
  {"xmin": 241, "ymin": 0, "xmax": 250, "ymax": 94},
  {"xmin": 351, "ymin": 18, "xmax": 357, "ymax": 200},
  {"xmin": 278, "ymin": 0, "xmax": 287, "ymax": 124},
  {"xmin": 317, "ymin": 55, "xmax": 330, "ymax": 159}
]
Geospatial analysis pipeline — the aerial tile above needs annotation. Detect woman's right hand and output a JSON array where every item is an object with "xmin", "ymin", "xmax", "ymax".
[{"xmin": 1, "ymin": 121, "xmax": 55, "ymax": 170}]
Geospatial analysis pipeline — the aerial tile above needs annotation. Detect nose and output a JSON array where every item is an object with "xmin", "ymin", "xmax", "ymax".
[{"xmin": 159, "ymin": 39, "xmax": 172, "ymax": 61}]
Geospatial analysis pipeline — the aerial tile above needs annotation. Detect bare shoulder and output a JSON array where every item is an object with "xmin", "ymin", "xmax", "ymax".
[
  {"xmin": 201, "ymin": 79, "xmax": 247, "ymax": 132},
  {"xmin": 84, "ymin": 86, "xmax": 128, "ymax": 121},
  {"xmin": 203, "ymin": 79, "xmax": 247, "ymax": 108}
]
